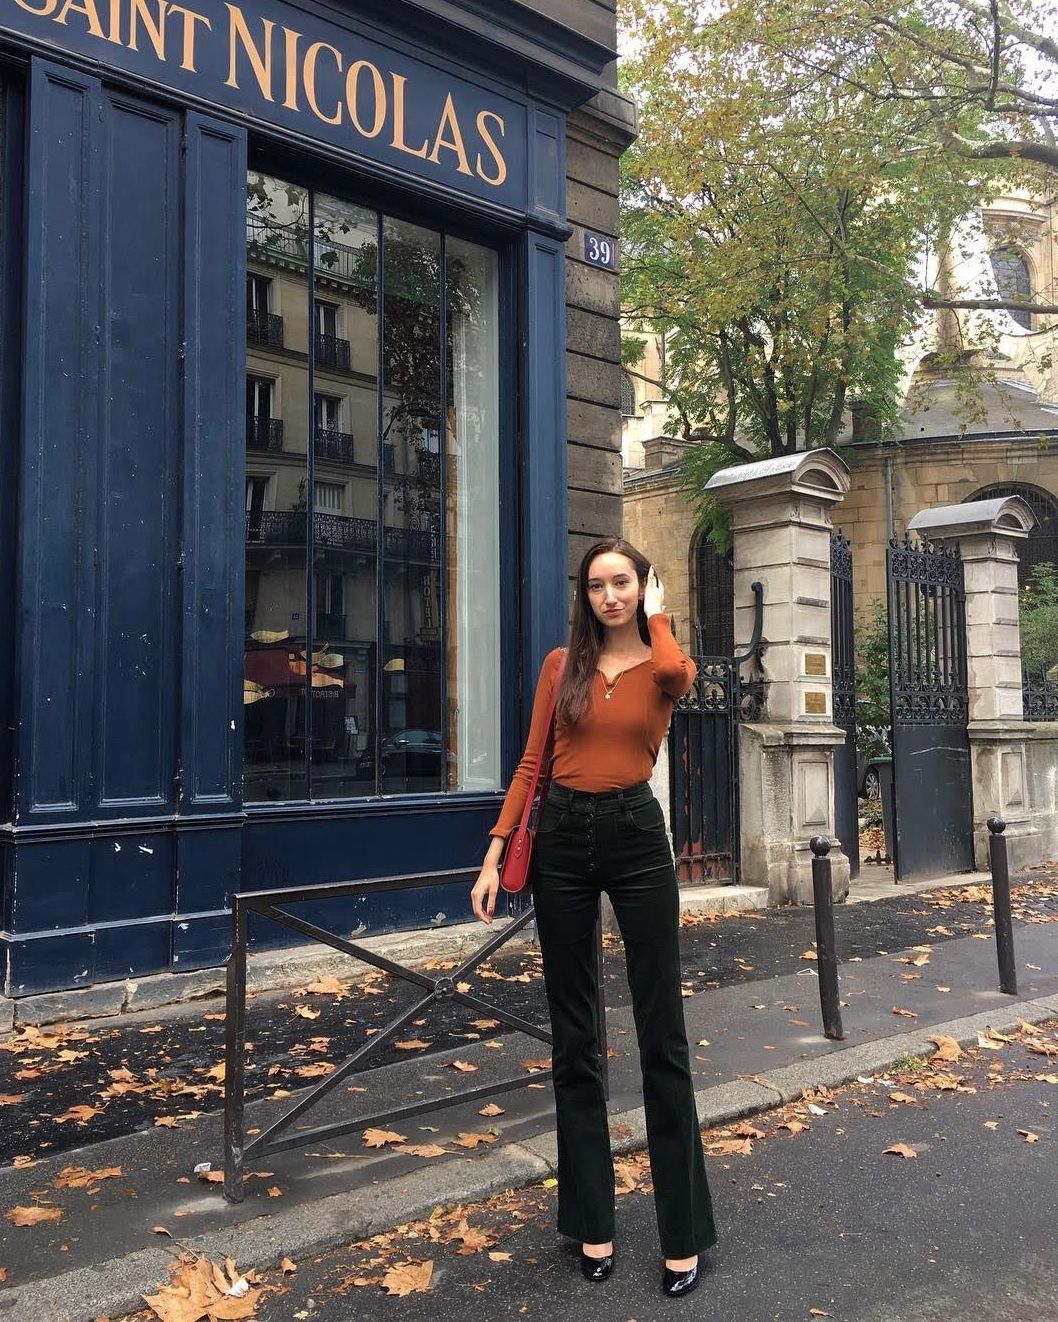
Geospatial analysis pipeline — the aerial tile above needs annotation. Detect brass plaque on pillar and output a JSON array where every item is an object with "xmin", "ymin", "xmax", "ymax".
[
  {"xmin": 804, "ymin": 691, "xmax": 827, "ymax": 714},
  {"xmin": 804, "ymin": 652, "xmax": 827, "ymax": 677}
]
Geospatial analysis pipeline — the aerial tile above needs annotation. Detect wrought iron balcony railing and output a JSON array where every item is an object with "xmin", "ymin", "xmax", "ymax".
[
  {"xmin": 245, "ymin": 511, "xmax": 438, "ymax": 562},
  {"xmin": 246, "ymin": 416, "xmax": 284, "ymax": 452},
  {"xmin": 1023, "ymin": 668, "xmax": 1058, "ymax": 722},
  {"xmin": 314, "ymin": 428, "xmax": 356, "ymax": 463},
  {"xmin": 315, "ymin": 333, "xmax": 352, "ymax": 371},
  {"xmin": 247, "ymin": 308, "xmax": 284, "ymax": 348}
]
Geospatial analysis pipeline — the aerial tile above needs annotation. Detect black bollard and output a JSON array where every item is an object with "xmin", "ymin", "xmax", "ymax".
[
  {"xmin": 987, "ymin": 817, "xmax": 1018, "ymax": 996},
  {"xmin": 810, "ymin": 837, "xmax": 844, "ymax": 1040}
]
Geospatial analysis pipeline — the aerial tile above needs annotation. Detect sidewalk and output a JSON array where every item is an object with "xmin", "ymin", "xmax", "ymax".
[{"xmin": 1, "ymin": 874, "xmax": 1056, "ymax": 1322}]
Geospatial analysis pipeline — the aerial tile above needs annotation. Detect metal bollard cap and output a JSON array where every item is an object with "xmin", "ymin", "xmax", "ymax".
[
  {"xmin": 986, "ymin": 816, "xmax": 1007, "ymax": 835},
  {"xmin": 810, "ymin": 835, "xmax": 832, "ymax": 857}
]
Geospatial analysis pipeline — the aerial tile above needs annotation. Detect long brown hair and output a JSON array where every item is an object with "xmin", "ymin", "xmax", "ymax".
[{"xmin": 556, "ymin": 537, "xmax": 652, "ymax": 726}]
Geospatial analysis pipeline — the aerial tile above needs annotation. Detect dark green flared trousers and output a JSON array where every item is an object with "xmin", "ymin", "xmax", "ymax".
[{"xmin": 532, "ymin": 779, "xmax": 717, "ymax": 1259}]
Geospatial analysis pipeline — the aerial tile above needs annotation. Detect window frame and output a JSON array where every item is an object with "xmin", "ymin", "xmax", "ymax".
[{"xmin": 243, "ymin": 139, "xmax": 520, "ymax": 813}]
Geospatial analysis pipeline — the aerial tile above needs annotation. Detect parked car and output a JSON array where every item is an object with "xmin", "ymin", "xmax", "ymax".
[
  {"xmin": 855, "ymin": 722, "xmax": 891, "ymax": 801},
  {"xmin": 356, "ymin": 728, "xmax": 449, "ymax": 785}
]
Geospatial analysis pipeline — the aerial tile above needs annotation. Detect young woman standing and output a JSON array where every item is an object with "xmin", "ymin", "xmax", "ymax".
[{"xmin": 471, "ymin": 537, "xmax": 716, "ymax": 1299}]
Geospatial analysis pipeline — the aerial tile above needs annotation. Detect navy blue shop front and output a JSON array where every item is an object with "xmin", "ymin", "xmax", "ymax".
[{"xmin": 0, "ymin": 2, "xmax": 612, "ymax": 996}]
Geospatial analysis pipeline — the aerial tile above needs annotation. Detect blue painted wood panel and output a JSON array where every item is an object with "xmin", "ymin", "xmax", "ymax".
[{"xmin": 180, "ymin": 113, "xmax": 247, "ymax": 813}]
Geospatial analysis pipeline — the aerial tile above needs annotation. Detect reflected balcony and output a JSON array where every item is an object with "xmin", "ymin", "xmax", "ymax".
[
  {"xmin": 247, "ymin": 309, "xmax": 284, "ymax": 348},
  {"xmin": 315, "ymin": 333, "xmax": 352, "ymax": 370},
  {"xmin": 314, "ymin": 427, "xmax": 356, "ymax": 463},
  {"xmin": 245, "ymin": 511, "xmax": 439, "ymax": 562},
  {"xmin": 246, "ymin": 416, "xmax": 284, "ymax": 452}
]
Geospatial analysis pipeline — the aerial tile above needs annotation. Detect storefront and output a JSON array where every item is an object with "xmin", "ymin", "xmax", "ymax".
[{"xmin": 0, "ymin": 0, "xmax": 627, "ymax": 998}]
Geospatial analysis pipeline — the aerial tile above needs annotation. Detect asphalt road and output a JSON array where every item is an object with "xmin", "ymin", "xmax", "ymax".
[
  {"xmin": 124, "ymin": 1021, "xmax": 1058, "ymax": 1322},
  {"xmin": 2, "ymin": 875, "xmax": 1056, "ymax": 1164}
]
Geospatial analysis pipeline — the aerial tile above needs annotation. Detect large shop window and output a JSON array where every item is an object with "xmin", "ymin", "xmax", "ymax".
[{"xmin": 243, "ymin": 173, "xmax": 501, "ymax": 803}]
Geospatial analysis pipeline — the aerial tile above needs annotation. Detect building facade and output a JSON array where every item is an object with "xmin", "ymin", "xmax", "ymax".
[{"xmin": 0, "ymin": 0, "xmax": 633, "ymax": 1000}]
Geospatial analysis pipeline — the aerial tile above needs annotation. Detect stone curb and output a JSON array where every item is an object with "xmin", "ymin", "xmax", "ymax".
[{"xmin": 18, "ymin": 993, "xmax": 1058, "ymax": 1322}]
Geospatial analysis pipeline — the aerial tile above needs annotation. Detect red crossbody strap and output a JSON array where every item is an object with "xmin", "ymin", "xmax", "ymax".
[{"xmin": 517, "ymin": 650, "xmax": 566, "ymax": 833}]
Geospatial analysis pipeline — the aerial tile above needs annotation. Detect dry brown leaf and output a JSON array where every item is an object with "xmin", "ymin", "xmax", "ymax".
[
  {"xmin": 396, "ymin": 1143, "xmax": 449, "ymax": 1159},
  {"xmin": 521, "ymin": 1058, "xmax": 552, "ymax": 1073},
  {"xmin": 362, "ymin": 1128, "xmax": 407, "ymax": 1149},
  {"xmin": 1027, "ymin": 1039, "xmax": 1058, "ymax": 1057},
  {"xmin": 0, "ymin": 1095, "xmax": 24, "ymax": 1107},
  {"xmin": 449, "ymin": 1060, "xmax": 478, "ymax": 1073},
  {"xmin": 203, "ymin": 1063, "xmax": 226, "ymax": 1083},
  {"xmin": 54, "ymin": 1104, "xmax": 101, "ymax": 1125},
  {"xmin": 154, "ymin": 1116, "xmax": 180, "ymax": 1128},
  {"xmin": 809, "ymin": 1310, "xmax": 832, "ymax": 1318},
  {"xmin": 1019, "ymin": 1129, "xmax": 1040, "ymax": 1143},
  {"xmin": 267, "ymin": 1186, "xmax": 283, "ymax": 1198},
  {"xmin": 984, "ymin": 1121, "xmax": 1000, "ymax": 1131},
  {"xmin": 204, "ymin": 1012, "xmax": 226, "ymax": 1022},
  {"xmin": 470, "ymin": 1019, "xmax": 499, "ymax": 1030},
  {"xmin": 488, "ymin": 1251, "xmax": 513, "ymax": 1262},
  {"xmin": 0, "ymin": 1267, "xmax": 8, "ymax": 1282},
  {"xmin": 448, "ymin": 1220, "xmax": 492, "ymax": 1254},
  {"xmin": 5, "ymin": 1206, "xmax": 63, "ymax": 1226},
  {"xmin": 799, "ymin": 949, "xmax": 818, "ymax": 961},
  {"xmin": 478, "ymin": 1102, "xmax": 505, "ymax": 1117},
  {"xmin": 394, "ymin": 1040, "xmax": 432, "ymax": 1051},
  {"xmin": 281, "ymin": 1257, "xmax": 296, "ymax": 1274},
  {"xmin": 293, "ymin": 1006, "xmax": 320, "ymax": 1021},
  {"xmin": 888, "ymin": 1092, "xmax": 919, "ymax": 1105},
  {"xmin": 304, "ymin": 975, "xmax": 350, "ymax": 996},
  {"xmin": 706, "ymin": 1138, "xmax": 753, "ymax": 1156},
  {"xmin": 931, "ymin": 1035, "xmax": 963, "ymax": 1062},
  {"xmin": 151, "ymin": 1226, "xmax": 172, "ymax": 1236},
  {"xmin": 53, "ymin": 1165, "xmax": 123, "ymax": 1189},
  {"xmin": 197, "ymin": 1170, "xmax": 225, "ymax": 1184},
  {"xmin": 780, "ymin": 1119, "xmax": 808, "ymax": 1134},
  {"xmin": 455, "ymin": 1130, "xmax": 499, "ymax": 1149},
  {"xmin": 11, "ymin": 1157, "xmax": 34, "ymax": 1169},
  {"xmin": 883, "ymin": 1143, "xmax": 917, "ymax": 1158},
  {"xmin": 380, "ymin": 1260, "xmax": 433, "ymax": 1297},
  {"xmin": 891, "ymin": 1007, "xmax": 917, "ymax": 1019}
]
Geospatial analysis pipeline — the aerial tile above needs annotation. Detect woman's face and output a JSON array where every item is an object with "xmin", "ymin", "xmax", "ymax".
[{"xmin": 585, "ymin": 552, "xmax": 643, "ymax": 631}]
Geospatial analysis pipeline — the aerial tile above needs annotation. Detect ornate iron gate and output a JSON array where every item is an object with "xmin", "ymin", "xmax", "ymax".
[
  {"xmin": 830, "ymin": 532, "xmax": 859, "ymax": 879},
  {"xmin": 886, "ymin": 535, "xmax": 974, "ymax": 880},
  {"xmin": 670, "ymin": 584, "xmax": 764, "ymax": 883}
]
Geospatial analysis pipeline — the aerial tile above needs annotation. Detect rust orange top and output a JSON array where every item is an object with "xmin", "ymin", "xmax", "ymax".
[{"xmin": 490, "ymin": 614, "xmax": 697, "ymax": 839}]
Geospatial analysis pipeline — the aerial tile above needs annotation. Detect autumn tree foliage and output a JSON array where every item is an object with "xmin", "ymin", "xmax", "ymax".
[{"xmin": 619, "ymin": 0, "xmax": 1048, "ymax": 526}]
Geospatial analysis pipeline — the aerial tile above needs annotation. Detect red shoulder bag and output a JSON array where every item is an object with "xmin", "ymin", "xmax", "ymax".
[{"xmin": 499, "ymin": 652, "xmax": 567, "ymax": 894}]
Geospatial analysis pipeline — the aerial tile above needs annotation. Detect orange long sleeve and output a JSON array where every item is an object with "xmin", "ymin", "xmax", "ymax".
[{"xmin": 490, "ymin": 615, "xmax": 696, "ymax": 839}]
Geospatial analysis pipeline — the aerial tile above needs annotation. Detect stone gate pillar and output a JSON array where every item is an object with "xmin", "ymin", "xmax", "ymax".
[
  {"xmin": 905, "ymin": 497, "xmax": 1043, "ymax": 869},
  {"xmin": 705, "ymin": 451, "xmax": 852, "ymax": 903}
]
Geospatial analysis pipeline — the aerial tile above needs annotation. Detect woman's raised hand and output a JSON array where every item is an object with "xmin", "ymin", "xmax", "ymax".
[
  {"xmin": 471, "ymin": 840, "xmax": 504, "ymax": 923},
  {"xmin": 643, "ymin": 565, "xmax": 665, "ymax": 618}
]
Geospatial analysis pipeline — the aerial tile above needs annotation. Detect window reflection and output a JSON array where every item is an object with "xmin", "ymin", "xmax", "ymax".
[{"xmin": 243, "ymin": 174, "xmax": 501, "ymax": 802}]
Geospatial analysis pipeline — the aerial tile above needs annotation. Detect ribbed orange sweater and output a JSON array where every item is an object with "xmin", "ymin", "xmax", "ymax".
[{"xmin": 490, "ymin": 614, "xmax": 697, "ymax": 839}]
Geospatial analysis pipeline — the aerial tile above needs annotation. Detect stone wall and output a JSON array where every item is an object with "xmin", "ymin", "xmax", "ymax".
[
  {"xmin": 842, "ymin": 437, "xmax": 1058, "ymax": 607},
  {"xmin": 623, "ymin": 463, "xmax": 698, "ymax": 640},
  {"xmin": 565, "ymin": 89, "xmax": 636, "ymax": 592}
]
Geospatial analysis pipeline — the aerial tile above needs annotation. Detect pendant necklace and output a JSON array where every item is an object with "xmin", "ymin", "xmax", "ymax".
[{"xmin": 601, "ymin": 669, "xmax": 625, "ymax": 701}]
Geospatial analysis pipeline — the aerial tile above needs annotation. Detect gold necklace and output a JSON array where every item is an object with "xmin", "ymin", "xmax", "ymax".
[{"xmin": 601, "ymin": 669, "xmax": 626, "ymax": 700}]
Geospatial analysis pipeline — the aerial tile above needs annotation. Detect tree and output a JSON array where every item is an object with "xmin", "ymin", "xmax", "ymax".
[
  {"xmin": 620, "ymin": 0, "xmax": 984, "ymax": 537},
  {"xmin": 1020, "ymin": 562, "xmax": 1058, "ymax": 679}
]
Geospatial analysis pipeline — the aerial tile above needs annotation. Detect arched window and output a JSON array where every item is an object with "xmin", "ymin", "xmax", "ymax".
[
  {"xmin": 989, "ymin": 249, "xmax": 1032, "ymax": 330},
  {"xmin": 620, "ymin": 371, "xmax": 637, "ymax": 418},
  {"xmin": 692, "ymin": 530, "xmax": 734, "ymax": 656},
  {"xmin": 971, "ymin": 483, "xmax": 1058, "ymax": 585}
]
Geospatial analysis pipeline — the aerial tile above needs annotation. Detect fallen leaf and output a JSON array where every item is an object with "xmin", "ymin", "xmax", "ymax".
[
  {"xmin": 470, "ymin": 1019, "xmax": 499, "ymax": 1030},
  {"xmin": 281, "ymin": 1257, "xmax": 297, "ymax": 1274},
  {"xmin": 931, "ymin": 1035, "xmax": 962, "ymax": 1062},
  {"xmin": 396, "ymin": 1144, "xmax": 448, "ymax": 1158},
  {"xmin": 488, "ymin": 1251, "xmax": 513, "ymax": 1262},
  {"xmin": 139, "ymin": 1025, "xmax": 163, "ymax": 1034},
  {"xmin": 197, "ymin": 1170, "xmax": 225, "ymax": 1184},
  {"xmin": 883, "ymin": 1143, "xmax": 917, "ymax": 1159},
  {"xmin": 0, "ymin": 1267, "xmax": 8, "ymax": 1282},
  {"xmin": 380, "ymin": 1260, "xmax": 433, "ymax": 1297},
  {"xmin": 151, "ymin": 1226, "xmax": 172, "ymax": 1236},
  {"xmin": 780, "ymin": 1119, "xmax": 808, "ymax": 1134},
  {"xmin": 154, "ymin": 1116, "xmax": 180, "ymax": 1128},
  {"xmin": 0, "ymin": 1095, "xmax": 24, "ymax": 1107},
  {"xmin": 267, "ymin": 1186, "xmax": 283, "ymax": 1197},
  {"xmin": 888, "ymin": 1092, "xmax": 919, "ymax": 1105},
  {"xmin": 984, "ymin": 1121, "xmax": 1000, "ymax": 1131},
  {"xmin": 304, "ymin": 975, "xmax": 350, "ymax": 996},
  {"xmin": 478, "ymin": 1103, "xmax": 505, "ymax": 1117},
  {"xmin": 455, "ymin": 1130, "xmax": 499, "ymax": 1149},
  {"xmin": 293, "ymin": 1006, "xmax": 320, "ymax": 1021},
  {"xmin": 362, "ymin": 1128, "xmax": 407, "ymax": 1149},
  {"xmin": 53, "ymin": 1166, "xmax": 123, "ymax": 1190},
  {"xmin": 394, "ymin": 1040, "xmax": 431, "ymax": 1051},
  {"xmin": 732, "ymin": 1122, "xmax": 765, "ymax": 1138},
  {"xmin": 809, "ymin": 1310, "xmax": 832, "ymax": 1318},
  {"xmin": 800, "ymin": 949, "xmax": 818, "ymax": 961},
  {"xmin": 449, "ymin": 1060, "xmax": 478, "ymax": 1073},
  {"xmin": 697, "ymin": 1038, "xmax": 711, "ymax": 1047},
  {"xmin": 521, "ymin": 1058, "xmax": 551, "ymax": 1073},
  {"xmin": 976, "ymin": 1034, "xmax": 1003, "ymax": 1051},
  {"xmin": 1019, "ymin": 1129, "xmax": 1040, "ymax": 1143},
  {"xmin": 54, "ymin": 1105, "xmax": 101, "ymax": 1125},
  {"xmin": 5, "ymin": 1206, "xmax": 63, "ymax": 1226},
  {"xmin": 891, "ymin": 1007, "xmax": 917, "ymax": 1019}
]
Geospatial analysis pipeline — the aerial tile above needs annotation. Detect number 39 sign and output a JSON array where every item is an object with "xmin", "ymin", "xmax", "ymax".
[{"xmin": 583, "ymin": 231, "xmax": 618, "ymax": 271}]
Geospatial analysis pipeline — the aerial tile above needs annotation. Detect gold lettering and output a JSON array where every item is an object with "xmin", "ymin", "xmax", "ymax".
[
  {"xmin": 55, "ymin": 0, "xmax": 106, "ymax": 38},
  {"xmin": 224, "ymin": 4, "xmax": 275, "ymax": 101},
  {"xmin": 165, "ymin": 4, "xmax": 210, "ymax": 70},
  {"xmin": 390, "ymin": 73, "xmax": 428, "ymax": 159},
  {"xmin": 128, "ymin": 0, "xmax": 166, "ymax": 59},
  {"xmin": 428, "ymin": 92, "xmax": 472, "ymax": 176},
  {"xmin": 344, "ymin": 59, "xmax": 386, "ymax": 138},
  {"xmin": 474, "ymin": 110, "xmax": 507, "ymax": 186},
  {"xmin": 303, "ymin": 40, "xmax": 343, "ymax": 125},
  {"xmin": 13, "ymin": 0, "xmax": 59, "ymax": 15},
  {"xmin": 106, "ymin": 0, "xmax": 121, "ymax": 42},
  {"xmin": 282, "ymin": 26, "xmax": 301, "ymax": 110}
]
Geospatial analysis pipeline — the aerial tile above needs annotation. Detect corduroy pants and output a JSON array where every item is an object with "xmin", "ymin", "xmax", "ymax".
[{"xmin": 531, "ymin": 779, "xmax": 717, "ymax": 1259}]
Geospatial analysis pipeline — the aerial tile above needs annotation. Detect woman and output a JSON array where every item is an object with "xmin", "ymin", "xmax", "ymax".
[{"xmin": 470, "ymin": 537, "xmax": 716, "ymax": 1299}]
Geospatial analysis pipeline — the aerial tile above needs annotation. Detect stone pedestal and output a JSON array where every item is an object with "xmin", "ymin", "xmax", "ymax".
[
  {"xmin": 706, "ymin": 451, "xmax": 852, "ymax": 904},
  {"xmin": 906, "ymin": 496, "xmax": 1041, "ymax": 869}
]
